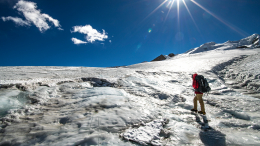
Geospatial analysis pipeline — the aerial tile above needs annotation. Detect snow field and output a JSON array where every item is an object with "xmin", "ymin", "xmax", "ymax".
[
  {"xmin": 0, "ymin": 34, "xmax": 260, "ymax": 145},
  {"xmin": 218, "ymin": 52, "xmax": 260, "ymax": 98}
]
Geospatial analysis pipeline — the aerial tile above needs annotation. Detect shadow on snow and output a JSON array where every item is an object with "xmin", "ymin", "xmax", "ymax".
[{"xmin": 194, "ymin": 114, "xmax": 226, "ymax": 146}]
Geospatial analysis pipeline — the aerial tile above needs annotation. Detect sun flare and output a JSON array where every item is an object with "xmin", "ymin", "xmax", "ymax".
[{"xmin": 143, "ymin": 0, "xmax": 247, "ymax": 37}]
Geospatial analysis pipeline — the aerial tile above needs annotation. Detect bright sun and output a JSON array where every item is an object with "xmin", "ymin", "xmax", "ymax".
[{"xmin": 142, "ymin": 0, "xmax": 245, "ymax": 36}]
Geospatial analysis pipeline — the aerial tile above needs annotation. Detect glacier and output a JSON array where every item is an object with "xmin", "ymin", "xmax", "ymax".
[{"xmin": 0, "ymin": 34, "xmax": 260, "ymax": 145}]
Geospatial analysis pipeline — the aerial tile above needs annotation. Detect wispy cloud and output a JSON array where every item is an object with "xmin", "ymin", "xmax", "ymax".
[
  {"xmin": 2, "ymin": 16, "xmax": 30, "ymax": 26},
  {"xmin": 2, "ymin": 0, "xmax": 62, "ymax": 32},
  {"xmin": 71, "ymin": 25, "xmax": 108, "ymax": 44},
  {"xmin": 42, "ymin": 14, "xmax": 62, "ymax": 29},
  {"xmin": 71, "ymin": 38, "xmax": 87, "ymax": 45}
]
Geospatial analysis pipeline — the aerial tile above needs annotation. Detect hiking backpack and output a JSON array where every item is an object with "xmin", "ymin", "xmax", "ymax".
[{"xmin": 195, "ymin": 75, "xmax": 211, "ymax": 93}]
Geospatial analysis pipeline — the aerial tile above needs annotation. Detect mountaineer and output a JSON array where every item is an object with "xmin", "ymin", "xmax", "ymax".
[{"xmin": 191, "ymin": 73, "xmax": 206, "ymax": 115}]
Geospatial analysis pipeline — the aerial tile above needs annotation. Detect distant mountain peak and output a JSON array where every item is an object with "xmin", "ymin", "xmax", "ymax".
[
  {"xmin": 185, "ymin": 33, "xmax": 260, "ymax": 55},
  {"xmin": 151, "ymin": 34, "xmax": 259, "ymax": 63}
]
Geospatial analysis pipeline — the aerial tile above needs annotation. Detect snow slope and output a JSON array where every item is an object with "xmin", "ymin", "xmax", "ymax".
[{"xmin": 0, "ymin": 34, "xmax": 260, "ymax": 145}]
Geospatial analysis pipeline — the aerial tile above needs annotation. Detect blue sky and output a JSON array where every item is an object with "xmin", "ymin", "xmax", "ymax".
[{"xmin": 0, "ymin": 0, "xmax": 260, "ymax": 67}]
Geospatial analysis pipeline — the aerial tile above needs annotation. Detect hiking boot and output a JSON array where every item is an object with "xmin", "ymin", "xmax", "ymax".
[
  {"xmin": 191, "ymin": 109, "xmax": 198, "ymax": 112},
  {"xmin": 198, "ymin": 111, "xmax": 206, "ymax": 115}
]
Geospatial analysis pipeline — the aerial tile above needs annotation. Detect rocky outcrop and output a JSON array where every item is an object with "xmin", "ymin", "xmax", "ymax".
[
  {"xmin": 168, "ymin": 53, "xmax": 175, "ymax": 57},
  {"xmin": 152, "ymin": 54, "xmax": 166, "ymax": 62},
  {"xmin": 152, "ymin": 53, "xmax": 175, "ymax": 62},
  {"xmin": 237, "ymin": 45, "xmax": 248, "ymax": 48}
]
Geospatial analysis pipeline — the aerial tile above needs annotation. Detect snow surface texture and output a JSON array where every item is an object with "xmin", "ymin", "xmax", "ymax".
[
  {"xmin": 217, "ymin": 53, "xmax": 260, "ymax": 98},
  {"xmin": 0, "ymin": 34, "xmax": 260, "ymax": 145}
]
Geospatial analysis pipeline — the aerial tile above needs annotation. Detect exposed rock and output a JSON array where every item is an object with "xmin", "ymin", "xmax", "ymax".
[
  {"xmin": 237, "ymin": 45, "xmax": 248, "ymax": 48},
  {"xmin": 168, "ymin": 53, "xmax": 175, "ymax": 57},
  {"xmin": 56, "ymin": 80, "xmax": 74, "ymax": 85},
  {"xmin": 37, "ymin": 82, "xmax": 50, "ymax": 87},
  {"xmin": 252, "ymin": 37, "xmax": 259, "ymax": 44},
  {"xmin": 16, "ymin": 84, "xmax": 27, "ymax": 91},
  {"xmin": 0, "ymin": 83, "xmax": 27, "ymax": 91},
  {"xmin": 0, "ymin": 84, "xmax": 15, "ymax": 89},
  {"xmin": 152, "ymin": 54, "xmax": 166, "ymax": 62},
  {"xmin": 108, "ymin": 65, "xmax": 126, "ymax": 68},
  {"xmin": 81, "ymin": 77, "xmax": 119, "ymax": 87}
]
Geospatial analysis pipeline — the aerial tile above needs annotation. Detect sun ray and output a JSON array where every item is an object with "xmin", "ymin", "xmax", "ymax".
[
  {"xmin": 177, "ymin": 0, "xmax": 180, "ymax": 29},
  {"xmin": 142, "ymin": 0, "xmax": 168, "ymax": 22},
  {"xmin": 129, "ymin": 0, "xmax": 168, "ymax": 39},
  {"xmin": 166, "ymin": 0, "xmax": 172, "ymax": 7},
  {"xmin": 191, "ymin": 0, "xmax": 248, "ymax": 37},
  {"xmin": 164, "ymin": 0, "xmax": 175, "ymax": 23},
  {"xmin": 182, "ymin": 0, "xmax": 200, "ymax": 33}
]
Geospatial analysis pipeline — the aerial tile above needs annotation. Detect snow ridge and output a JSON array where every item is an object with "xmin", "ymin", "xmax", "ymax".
[{"xmin": 185, "ymin": 34, "xmax": 260, "ymax": 55}]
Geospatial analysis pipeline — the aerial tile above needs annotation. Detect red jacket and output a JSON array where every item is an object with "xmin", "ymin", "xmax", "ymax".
[{"xmin": 193, "ymin": 74, "xmax": 203, "ymax": 94}]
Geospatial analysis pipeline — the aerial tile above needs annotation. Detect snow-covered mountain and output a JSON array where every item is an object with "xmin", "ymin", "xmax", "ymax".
[
  {"xmin": 185, "ymin": 33, "xmax": 260, "ymax": 54},
  {"xmin": 0, "ymin": 34, "xmax": 260, "ymax": 145}
]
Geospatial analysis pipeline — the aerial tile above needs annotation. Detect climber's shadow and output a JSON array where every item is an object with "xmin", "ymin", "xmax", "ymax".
[{"xmin": 194, "ymin": 113, "xmax": 227, "ymax": 146}]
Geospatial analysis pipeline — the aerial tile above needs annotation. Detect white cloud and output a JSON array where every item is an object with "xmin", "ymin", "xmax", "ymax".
[
  {"xmin": 71, "ymin": 38, "xmax": 87, "ymax": 45},
  {"xmin": 2, "ymin": 16, "xmax": 30, "ymax": 26},
  {"xmin": 42, "ymin": 13, "xmax": 61, "ymax": 28},
  {"xmin": 2, "ymin": 0, "xmax": 62, "ymax": 32},
  {"xmin": 71, "ymin": 25, "xmax": 108, "ymax": 43}
]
